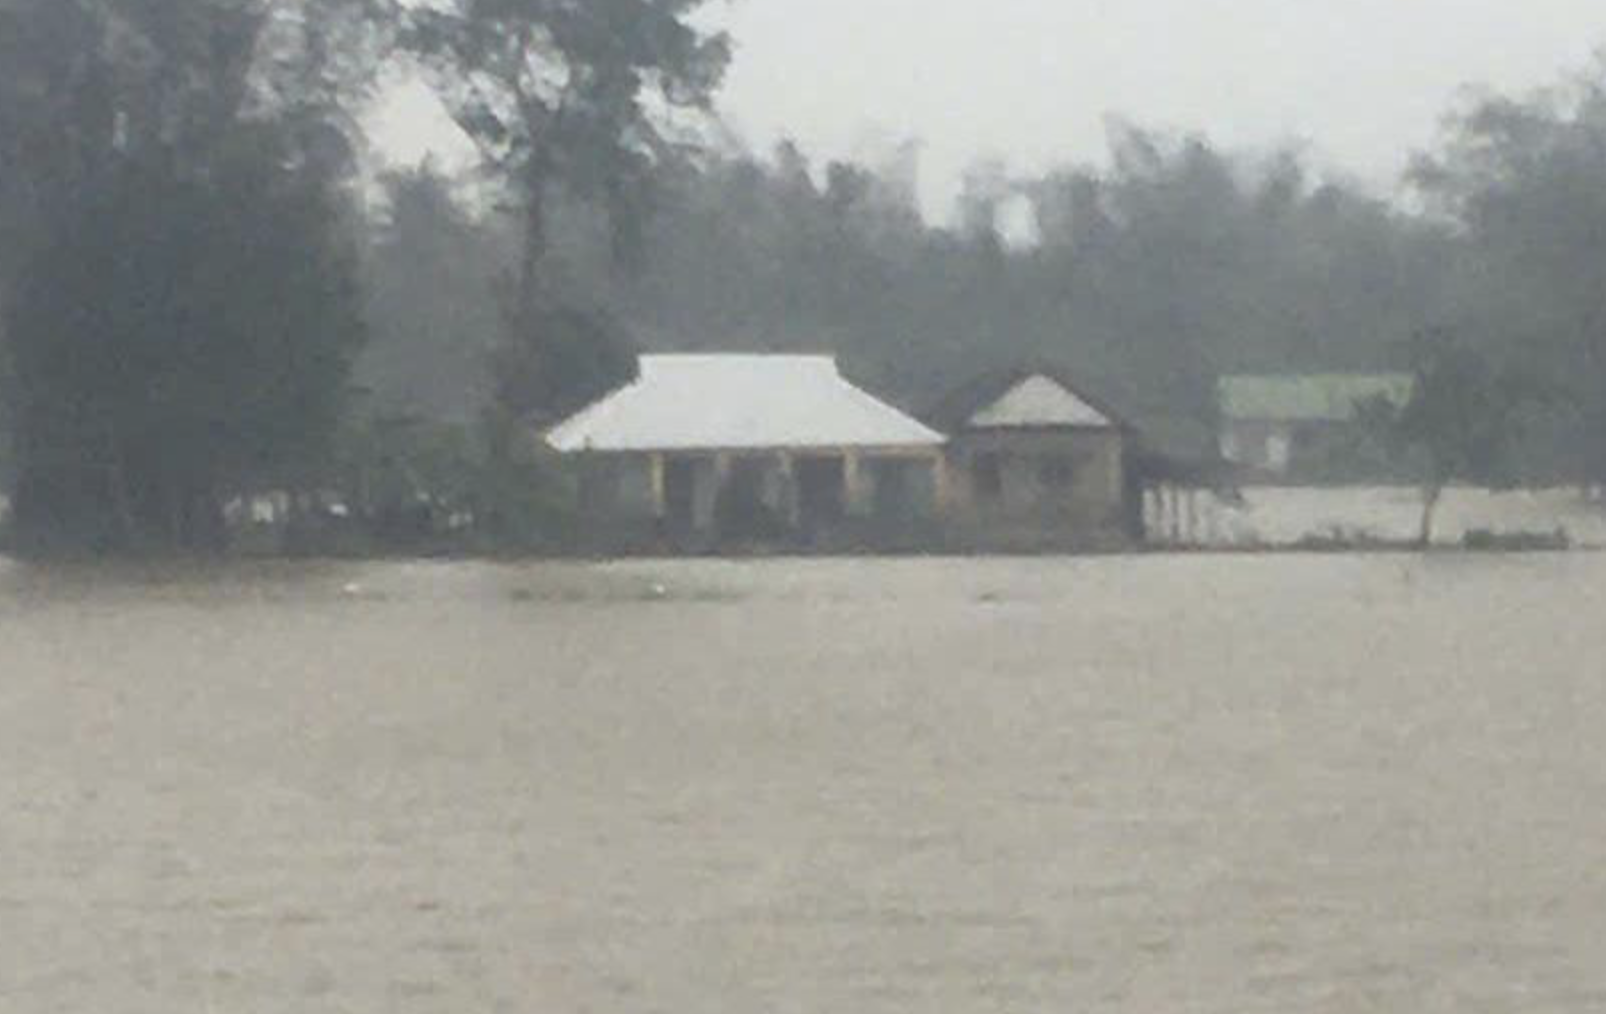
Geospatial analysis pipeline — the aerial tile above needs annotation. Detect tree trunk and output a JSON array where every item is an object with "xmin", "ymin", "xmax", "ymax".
[
  {"xmin": 517, "ymin": 159, "xmax": 551, "ymax": 311},
  {"xmin": 1418, "ymin": 483, "xmax": 1443, "ymax": 549}
]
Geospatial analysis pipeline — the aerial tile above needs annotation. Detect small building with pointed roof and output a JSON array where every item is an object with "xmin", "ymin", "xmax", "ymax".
[{"xmin": 932, "ymin": 365, "xmax": 1137, "ymax": 550}]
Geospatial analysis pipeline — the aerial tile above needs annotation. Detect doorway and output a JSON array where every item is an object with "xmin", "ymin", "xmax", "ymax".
[
  {"xmin": 796, "ymin": 456, "xmax": 846, "ymax": 537},
  {"xmin": 664, "ymin": 458, "xmax": 699, "ymax": 537}
]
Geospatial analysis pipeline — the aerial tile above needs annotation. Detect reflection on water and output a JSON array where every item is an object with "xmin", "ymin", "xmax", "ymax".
[{"xmin": 1, "ymin": 554, "xmax": 1604, "ymax": 1012}]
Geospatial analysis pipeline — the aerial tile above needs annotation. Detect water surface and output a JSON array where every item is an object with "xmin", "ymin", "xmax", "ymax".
[{"xmin": 1, "ymin": 554, "xmax": 1602, "ymax": 1012}]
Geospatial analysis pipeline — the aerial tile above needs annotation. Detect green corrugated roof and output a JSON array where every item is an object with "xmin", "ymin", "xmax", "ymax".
[{"xmin": 1218, "ymin": 374, "xmax": 1414, "ymax": 423}]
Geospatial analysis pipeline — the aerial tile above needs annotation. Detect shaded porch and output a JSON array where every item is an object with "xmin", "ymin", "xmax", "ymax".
[{"xmin": 577, "ymin": 447, "xmax": 947, "ymax": 551}]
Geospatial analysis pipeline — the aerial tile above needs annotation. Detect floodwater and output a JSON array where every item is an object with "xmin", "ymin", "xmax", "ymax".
[
  {"xmin": 2, "ymin": 553, "xmax": 1605, "ymax": 1012},
  {"xmin": 1165, "ymin": 486, "xmax": 1606, "ymax": 549}
]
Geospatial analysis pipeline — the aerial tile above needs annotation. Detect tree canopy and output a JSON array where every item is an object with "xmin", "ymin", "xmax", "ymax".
[
  {"xmin": 0, "ymin": 0, "xmax": 382, "ymax": 551},
  {"xmin": 1409, "ymin": 63, "xmax": 1606, "ymax": 479},
  {"xmin": 406, "ymin": 0, "xmax": 731, "ymax": 420}
]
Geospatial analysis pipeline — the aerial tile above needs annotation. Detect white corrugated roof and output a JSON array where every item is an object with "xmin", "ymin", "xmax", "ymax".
[
  {"xmin": 969, "ymin": 375, "xmax": 1114, "ymax": 428},
  {"xmin": 546, "ymin": 355, "xmax": 944, "ymax": 453}
]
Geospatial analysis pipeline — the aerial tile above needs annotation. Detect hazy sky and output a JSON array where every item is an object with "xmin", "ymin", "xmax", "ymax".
[{"xmin": 374, "ymin": 0, "xmax": 1606, "ymax": 216}]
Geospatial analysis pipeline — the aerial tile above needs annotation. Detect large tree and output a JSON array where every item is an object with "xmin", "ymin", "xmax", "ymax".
[
  {"xmin": 1368, "ymin": 330, "xmax": 1543, "ymax": 545},
  {"xmin": 408, "ymin": 0, "xmax": 729, "ymax": 419},
  {"xmin": 1410, "ymin": 62, "xmax": 1606, "ymax": 481},
  {"xmin": 0, "ymin": 0, "xmax": 386, "ymax": 551}
]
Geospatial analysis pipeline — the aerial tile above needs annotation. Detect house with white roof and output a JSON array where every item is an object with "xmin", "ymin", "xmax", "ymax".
[
  {"xmin": 929, "ymin": 365, "xmax": 1136, "ymax": 550},
  {"xmin": 544, "ymin": 354, "xmax": 947, "ymax": 549}
]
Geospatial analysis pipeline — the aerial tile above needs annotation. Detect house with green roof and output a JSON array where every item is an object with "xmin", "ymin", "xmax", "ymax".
[{"xmin": 1218, "ymin": 374, "xmax": 1414, "ymax": 478}]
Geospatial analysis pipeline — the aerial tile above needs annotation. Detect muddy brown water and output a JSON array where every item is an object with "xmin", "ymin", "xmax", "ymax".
[{"xmin": 1, "ymin": 554, "xmax": 1603, "ymax": 1012}]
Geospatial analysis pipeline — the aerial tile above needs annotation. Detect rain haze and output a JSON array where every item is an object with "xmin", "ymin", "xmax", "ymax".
[
  {"xmin": 376, "ymin": 0, "xmax": 1606, "ymax": 213},
  {"xmin": 13, "ymin": 1, "xmax": 1606, "ymax": 1010}
]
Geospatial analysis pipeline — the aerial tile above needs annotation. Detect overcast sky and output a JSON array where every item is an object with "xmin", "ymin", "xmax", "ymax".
[{"xmin": 373, "ymin": 0, "xmax": 1606, "ymax": 217}]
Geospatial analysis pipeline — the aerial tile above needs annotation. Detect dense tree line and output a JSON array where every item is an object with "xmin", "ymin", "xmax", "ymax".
[{"xmin": 621, "ymin": 127, "xmax": 1456, "ymax": 457}]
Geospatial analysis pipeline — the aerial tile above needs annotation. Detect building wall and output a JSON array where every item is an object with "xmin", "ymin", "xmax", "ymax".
[
  {"xmin": 574, "ymin": 454, "xmax": 660, "ymax": 551},
  {"xmin": 1221, "ymin": 420, "xmax": 1294, "ymax": 474},
  {"xmin": 577, "ymin": 454, "xmax": 658, "ymax": 521},
  {"xmin": 576, "ymin": 437, "xmax": 1132, "ymax": 553},
  {"xmin": 944, "ymin": 428, "xmax": 1130, "ymax": 550},
  {"xmin": 1222, "ymin": 419, "xmax": 1399, "ymax": 482},
  {"xmin": 574, "ymin": 448, "xmax": 945, "ymax": 552}
]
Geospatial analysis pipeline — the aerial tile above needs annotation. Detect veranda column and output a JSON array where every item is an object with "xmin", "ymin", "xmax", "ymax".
[
  {"xmin": 711, "ymin": 452, "xmax": 734, "ymax": 534},
  {"xmin": 778, "ymin": 452, "xmax": 800, "ymax": 527},
  {"xmin": 649, "ymin": 453, "xmax": 667, "ymax": 520},
  {"xmin": 931, "ymin": 451, "xmax": 952, "ymax": 514},
  {"xmin": 843, "ymin": 450, "xmax": 868, "ymax": 516}
]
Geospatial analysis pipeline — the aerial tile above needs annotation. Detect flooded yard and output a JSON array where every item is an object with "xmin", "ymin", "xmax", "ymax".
[
  {"xmin": 1158, "ymin": 485, "xmax": 1606, "ymax": 549},
  {"xmin": 1, "ymin": 553, "xmax": 1604, "ymax": 1012}
]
